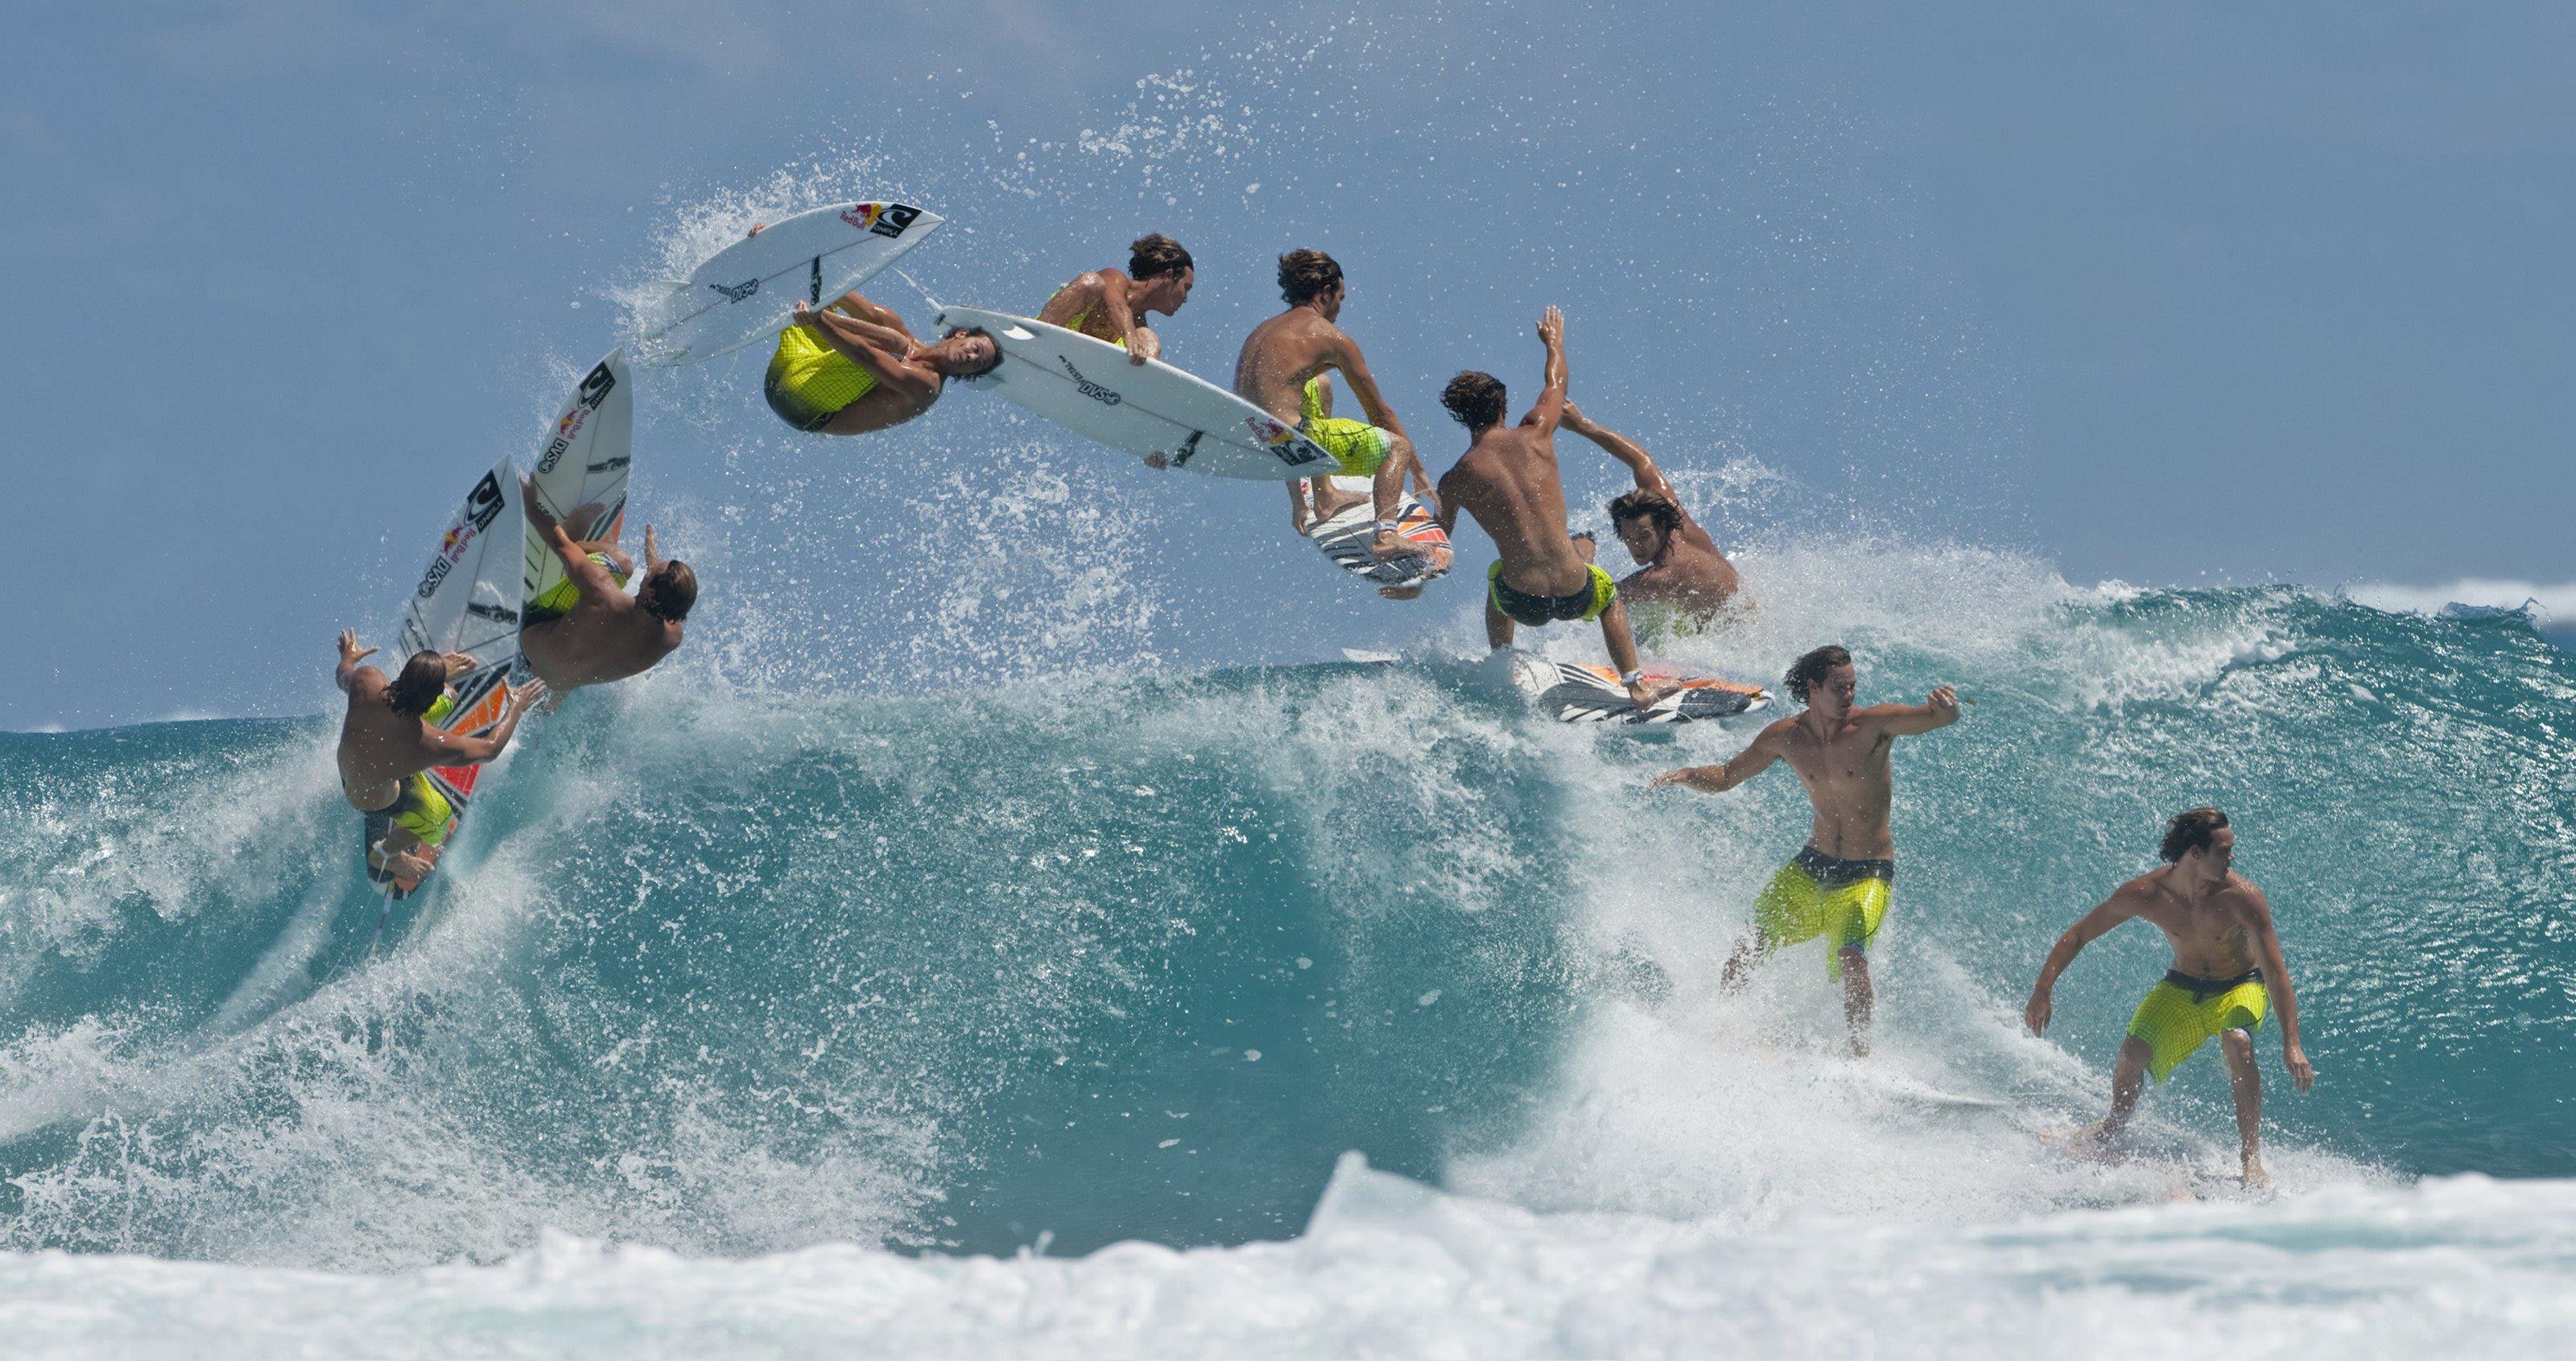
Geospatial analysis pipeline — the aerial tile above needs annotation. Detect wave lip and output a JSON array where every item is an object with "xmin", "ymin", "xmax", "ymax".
[{"xmin": 4, "ymin": 1156, "xmax": 2574, "ymax": 1359}]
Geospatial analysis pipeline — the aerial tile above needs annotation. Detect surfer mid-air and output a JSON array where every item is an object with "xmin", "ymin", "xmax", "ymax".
[
  {"xmin": 333, "ymin": 632, "xmax": 540, "ymax": 888},
  {"xmin": 1649, "ymin": 645, "xmax": 1962, "ymax": 1055},
  {"xmin": 2024, "ymin": 807, "xmax": 2315, "ymax": 1187},
  {"xmin": 1236, "ymin": 249, "xmax": 1431, "ymax": 556},
  {"xmin": 1038, "ymin": 233, "xmax": 1195, "ymax": 364},
  {"xmin": 518, "ymin": 483, "xmax": 695, "ymax": 697},
  {"xmin": 759, "ymin": 292, "xmax": 999, "ymax": 435}
]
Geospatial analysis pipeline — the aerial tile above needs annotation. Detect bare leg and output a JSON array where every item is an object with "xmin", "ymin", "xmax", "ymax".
[
  {"xmin": 2080, "ymin": 1037, "xmax": 2154, "ymax": 1149},
  {"xmin": 1484, "ymin": 596, "xmax": 1517, "ymax": 652},
  {"xmin": 2220, "ymin": 1028, "xmax": 2266, "ymax": 1186},
  {"xmin": 1287, "ymin": 480, "xmax": 1315, "ymax": 534},
  {"xmin": 1367, "ymin": 435, "xmax": 1420, "ymax": 559},
  {"xmin": 1839, "ymin": 947, "xmax": 1874, "ymax": 1057},
  {"xmin": 1311, "ymin": 476, "xmax": 1368, "ymax": 522},
  {"xmin": 831, "ymin": 291, "xmax": 914, "ymax": 338}
]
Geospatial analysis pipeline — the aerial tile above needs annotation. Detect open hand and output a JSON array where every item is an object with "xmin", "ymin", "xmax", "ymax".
[
  {"xmin": 1929, "ymin": 685, "xmax": 1959, "ymax": 714},
  {"xmin": 506, "ymin": 679, "xmax": 547, "ymax": 716},
  {"xmin": 2024, "ymin": 990, "xmax": 2053, "ymax": 1037},
  {"xmin": 337, "ymin": 629, "xmax": 377, "ymax": 666},
  {"xmin": 1646, "ymin": 766, "xmax": 1702, "ymax": 793},
  {"xmin": 1628, "ymin": 678, "xmax": 1681, "ymax": 710},
  {"xmin": 1536, "ymin": 304, "xmax": 1564, "ymax": 348}
]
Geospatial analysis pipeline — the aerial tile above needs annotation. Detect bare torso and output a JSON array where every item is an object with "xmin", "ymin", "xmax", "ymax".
[
  {"xmin": 336, "ymin": 669, "xmax": 440, "ymax": 810},
  {"xmin": 1233, "ymin": 309, "xmax": 1344, "ymax": 426},
  {"xmin": 1621, "ymin": 530, "xmax": 1740, "ymax": 616},
  {"xmin": 1769, "ymin": 711, "xmax": 1900, "ymax": 860},
  {"xmin": 1039, "ymin": 270, "xmax": 1126, "ymax": 344},
  {"xmin": 521, "ymin": 594, "xmax": 681, "ymax": 694},
  {"xmin": 1442, "ymin": 431, "xmax": 1591, "ymax": 597},
  {"xmin": 2112, "ymin": 867, "xmax": 2267, "ymax": 977}
]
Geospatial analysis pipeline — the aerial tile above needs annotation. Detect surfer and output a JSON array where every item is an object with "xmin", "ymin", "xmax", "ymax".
[
  {"xmin": 334, "ymin": 631, "xmax": 540, "ymax": 886},
  {"xmin": 1038, "ymin": 233, "xmax": 1195, "ymax": 365},
  {"xmin": 758, "ymin": 289, "xmax": 999, "ymax": 435},
  {"xmin": 518, "ymin": 483, "xmax": 696, "ymax": 696},
  {"xmin": 1558, "ymin": 402, "xmax": 1744, "ymax": 624},
  {"xmin": 2023, "ymin": 807, "xmax": 2315, "ymax": 1187},
  {"xmin": 1648, "ymin": 645, "xmax": 1961, "ymax": 1055},
  {"xmin": 1431, "ymin": 307, "xmax": 1667, "ymax": 707},
  {"xmin": 1235, "ymin": 248, "xmax": 1432, "ymax": 559}
]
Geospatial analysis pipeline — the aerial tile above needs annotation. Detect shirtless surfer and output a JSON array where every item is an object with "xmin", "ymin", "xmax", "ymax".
[
  {"xmin": 2024, "ymin": 807, "xmax": 2315, "ymax": 1186},
  {"xmin": 1432, "ymin": 307, "xmax": 1666, "ymax": 707},
  {"xmin": 1649, "ymin": 645, "xmax": 1961, "ymax": 1054},
  {"xmin": 334, "ymin": 632, "xmax": 539, "ymax": 889},
  {"xmin": 1037, "ymin": 233, "xmax": 1195, "ymax": 365},
  {"xmin": 1559, "ymin": 402, "xmax": 1744, "ymax": 624},
  {"xmin": 758, "ymin": 289, "xmax": 999, "ymax": 435},
  {"xmin": 518, "ymin": 482, "xmax": 694, "ymax": 697},
  {"xmin": 1235, "ymin": 249, "xmax": 1432, "ymax": 556}
]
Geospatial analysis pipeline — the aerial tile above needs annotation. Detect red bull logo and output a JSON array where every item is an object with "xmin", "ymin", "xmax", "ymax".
[
  {"xmin": 840, "ymin": 203, "xmax": 884, "ymax": 232},
  {"xmin": 1245, "ymin": 416, "xmax": 1292, "ymax": 445},
  {"xmin": 557, "ymin": 406, "xmax": 588, "ymax": 439},
  {"xmin": 440, "ymin": 524, "xmax": 475, "ymax": 562}
]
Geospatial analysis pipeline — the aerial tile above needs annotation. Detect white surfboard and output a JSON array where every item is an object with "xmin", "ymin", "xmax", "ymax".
[
  {"xmin": 521, "ymin": 351, "xmax": 634, "ymax": 622},
  {"xmin": 1305, "ymin": 476, "xmax": 1453, "ymax": 590},
  {"xmin": 935, "ymin": 306, "xmax": 1339, "ymax": 480},
  {"xmin": 1483, "ymin": 648, "xmax": 1771, "ymax": 726},
  {"xmin": 634, "ymin": 200, "xmax": 944, "ymax": 366}
]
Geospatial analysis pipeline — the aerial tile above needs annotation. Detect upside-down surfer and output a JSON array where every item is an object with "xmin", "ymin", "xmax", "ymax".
[
  {"xmin": 1235, "ymin": 249, "xmax": 1434, "ymax": 557},
  {"xmin": 2025, "ymin": 807, "xmax": 2314, "ymax": 1186},
  {"xmin": 1432, "ymin": 307, "xmax": 1667, "ymax": 707},
  {"xmin": 1038, "ymin": 233, "xmax": 1195, "ymax": 365},
  {"xmin": 741, "ymin": 222, "xmax": 1000, "ymax": 438},
  {"xmin": 334, "ymin": 631, "xmax": 539, "ymax": 889},
  {"xmin": 1559, "ymin": 402, "xmax": 1745, "ymax": 625},
  {"xmin": 1649, "ymin": 645, "xmax": 1960, "ymax": 1054},
  {"xmin": 518, "ymin": 483, "xmax": 696, "ymax": 697}
]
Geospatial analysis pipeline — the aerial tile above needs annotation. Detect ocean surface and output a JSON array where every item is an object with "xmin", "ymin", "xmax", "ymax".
[{"xmin": 3, "ymin": 563, "xmax": 2571, "ymax": 1357}]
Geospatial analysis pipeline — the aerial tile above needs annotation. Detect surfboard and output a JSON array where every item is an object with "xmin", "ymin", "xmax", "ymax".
[
  {"xmin": 521, "ymin": 351, "xmax": 634, "ymax": 624},
  {"xmin": 375, "ymin": 458, "xmax": 528, "ymax": 900},
  {"xmin": 935, "ymin": 306, "xmax": 1339, "ymax": 480},
  {"xmin": 634, "ymin": 200, "xmax": 944, "ymax": 366},
  {"xmin": 1492, "ymin": 648, "xmax": 1771, "ymax": 726},
  {"xmin": 1305, "ymin": 476, "xmax": 1452, "ymax": 590}
]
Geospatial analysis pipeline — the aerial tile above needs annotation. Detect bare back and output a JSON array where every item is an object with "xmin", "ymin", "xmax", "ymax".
[
  {"xmin": 1761, "ymin": 711, "xmax": 1901, "ymax": 860},
  {"xmin": 522, "ymin": 593, "xmax": 681, "ymax": 693},
  {"xmin": 1233, "ymin": 307, "xmax": 1347, "ymax": 425},
  {"xmin": 1620, "ymin": 522, "xmax": 1740, "ymax": 615},
  {"xmin": 2111, "ymin": 866, "xmax": 2268, "ymax": 977},
  {"xmin": 1441, "ymin": 429, "xmax": 1590, "ymax": 597},
  {"xmin": 336, "ymin": 669, "xmax": 444, "ymax": 808}
]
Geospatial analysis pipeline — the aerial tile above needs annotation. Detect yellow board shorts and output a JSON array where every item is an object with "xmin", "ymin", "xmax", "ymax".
[
  {"xmin": 527, "ymin": 552, "xmax": 630, "ymax": 621},
  {"xmin": 764, "ymin": 324, "xmax": 877, "ymax": 432},
  {"xmin": 1298, "ymin": 375, "xmax": 1393, "ymax": 476},
  {"xmin": 364, "ymin": 772, "xmax": 456, "ymax": 880},
  {"xmin": 1752, "ymin": 845, "xmax": 1894, "ymax": 978},
  {"xmin": 1487, "ymin": 561, "xmax": 1617, "ymax": 628},
  {"xmin": 2128, "ymin": 970, "xmax": 2268, "ymax": 1083}
]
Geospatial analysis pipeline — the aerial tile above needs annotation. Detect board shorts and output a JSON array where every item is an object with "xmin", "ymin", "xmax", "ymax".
[
  {"xmin": 1752, "ymin": 845, "xmax": 1894, "ymax": 978},
  {"xmin": 526, "ymin": 552, "xmax": 630, "ymax": 621},
  {"xmin": 1298, "ymin": 376, "xmax": 1393, "ymax": 477},
  {"xmin": 1488, "ymin": 561, "xmax": 1617, "ymax": 628},
  {"xmin": 2128, "ymin": 968, "xmax": 2268, "ymax": 1083},
  {"xmin": 361, "ymin": 773, "xmax": 456, "ymax": 876},
  {"xmin": 764, "ymin": 324, "xmax": 877, "ymax": 432}
]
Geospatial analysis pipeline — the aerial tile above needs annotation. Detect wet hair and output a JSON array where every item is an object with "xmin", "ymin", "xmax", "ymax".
[
  {"xmin": 1608, "ymin": 489, "xmax": 1682, "ymax": 536},
  {"xmin": 387, "ymin": 651, "xmax": 448, "ymax": 717},
  {"xmin": 641, "ymin": 560, "xmax": 698, "ymax": 623},
  {"xmin": 1129, "ymin": 233, "xmax": 1194, "ymax": 280},
  {"xmin": 1440, "ymin": 370, "xmax": 1508, "ymax": 430},
  {"xmin": 941, "ymin": 326, "xmax": 1002, "ymax": 377},
  {"xmin": 2160, "ymin": 806, "xmax": 2231, "ymax": 863},
  {"xmin": 1785, "ymin": 644, "xmax": 1852, "ymax": 706},
  {"xmin": 1277, "ymin": 248, "xmax": 1344, "ymax": 305}
]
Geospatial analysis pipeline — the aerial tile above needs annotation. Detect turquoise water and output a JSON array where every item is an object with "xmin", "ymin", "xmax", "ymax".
[{"xmin": 4, "ymin": 570, "xmax": 2570, "ymax": 1285}]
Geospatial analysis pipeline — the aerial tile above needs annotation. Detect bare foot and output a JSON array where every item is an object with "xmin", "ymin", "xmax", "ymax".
[
  {"xmin": 2240, "ymin": 1155, "xmax": 2269, "ymax": 1190},
  {"xmin": 1368, "ymin": 530, "xmax": 1419, "ymax": 562}
]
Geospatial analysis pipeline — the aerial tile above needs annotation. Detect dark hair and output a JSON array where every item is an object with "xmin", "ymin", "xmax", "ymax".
[
  {"xmin": 1608, "ymin": 489, "xmax": 1682, "ymax": 536},
  {"xmin": 388, "ymin": 651, "xmax": 448, "ymax": 718},
  {"xmin": 2160, "ymin": 807, "xmax": 2230, "ymax": 863},
  {"xmin": 1440, "ymin": 370, "xmax": 1507, "ymax": 430},
  {"xmin": 1785, "ymin": 645, "xmax": 1852, "ymax": 705},
  {"xmin": 1129, "ymin": 233, "xmax": 1193, "ymax": 280},
  {"xmin": 1278, "ymin": 248, "xmax": 1343, "ymax": 304},
  {"xmin": 941, "ymin": 326, "xmax": 1002, "ymax": 376},
  {"xmin": 641, "ymin": 560, "xmax": 698, "ymax": 623}
]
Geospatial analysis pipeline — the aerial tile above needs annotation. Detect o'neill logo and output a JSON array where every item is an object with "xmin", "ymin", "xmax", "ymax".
[
  {"xmin": 1059, "ymin": 357, "xmax": 1122, "ymax": 406},
  {"xmin": 709, "ymin": 278, "xmax": 758, "ymax": 302}
]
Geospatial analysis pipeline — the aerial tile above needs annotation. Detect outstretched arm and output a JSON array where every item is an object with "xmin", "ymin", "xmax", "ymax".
[
  {"xmin": 2025, "ymin": 891, "xmax": 2139, "ymax": 1034},
  {"xmin": 1563, "ymin": 402, "xmax": 1679, "ymax": 502},
  {"xmin": 421, "ymin": 680, "xmax": 544, "ymax": 765},
  {"xmin": 642, "ymin": 524, "xmax": 665, "ymax": 575},
  {"xmin": 1863, "ymin": 686, "xmax": 1962, "ymax": 737},
  {"xmin": 1648, "ymin": 724, "xmax": 1782, "ymax": 794},
  {"xmin": 2244, "ymin": 888, "xmax": 2314, "ymax": 1091},
  {"xmin": 1523, "ymin": 306, "xmax": 1567, "ymax": 436}
]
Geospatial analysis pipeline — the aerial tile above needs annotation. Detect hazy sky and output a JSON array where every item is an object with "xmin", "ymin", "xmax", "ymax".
[{"xmin": 6, "ymin": 1, "xmax": 2570, "ymax": 728}]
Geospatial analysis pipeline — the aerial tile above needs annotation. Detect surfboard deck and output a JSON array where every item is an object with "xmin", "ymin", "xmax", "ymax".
[
  {"xmin": 521, "ymin": 351, "xmax": 634, "ymax": 625},
  {"xmin": 1492, "ymin": 648, "xmax": 1771, "ymax": 726},
  {"xmin": 936, "ymin": 306, "xmax": 1338, "ymax": 480},
  {"xmin": 1305, "ymin": 477, "xmax": 1452, "ymax": 590},
  {"xmin": 634, "ymin": 200, "xmax": 943, "ymax": 366}
]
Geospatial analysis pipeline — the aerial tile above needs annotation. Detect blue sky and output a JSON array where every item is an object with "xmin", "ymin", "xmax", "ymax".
[{"xmin": 4, "ymin": 1, "xmax": 2570, "ymax": 728}]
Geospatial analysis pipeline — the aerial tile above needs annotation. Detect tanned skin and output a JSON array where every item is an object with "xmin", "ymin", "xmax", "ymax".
[
  {"xmin": 1234, "ymin": 277, "xmax": 1431, "ymax": 556},
  {"xmin": 1561, "ymin": 402, "xmax": 1744, "ymax": 620},
  {"xmin": 335, "ymin": 633, "xmax": 540, "ymax": 883},
  {"xmin": 1433, "ymin": 308, "xmax": 1668, "ymax": 709},
  {"xmin": 2025, "ymin": 824, "xmax": 2314, "ymax": 1186},
  {"xmin": 783, "ymin": 294, "xmax": 997, "ymax": 435},
  {"xmin": 517, "ymin": 481, "xmax": 685, "ymax": 696},
  {"xmin": 1649, "ymin": 660, "xmax": 1960, "ymax": 1053},
  {"xmin": 1038, "ymin": 261, "xmax": 1194, "ymax": 365}
]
